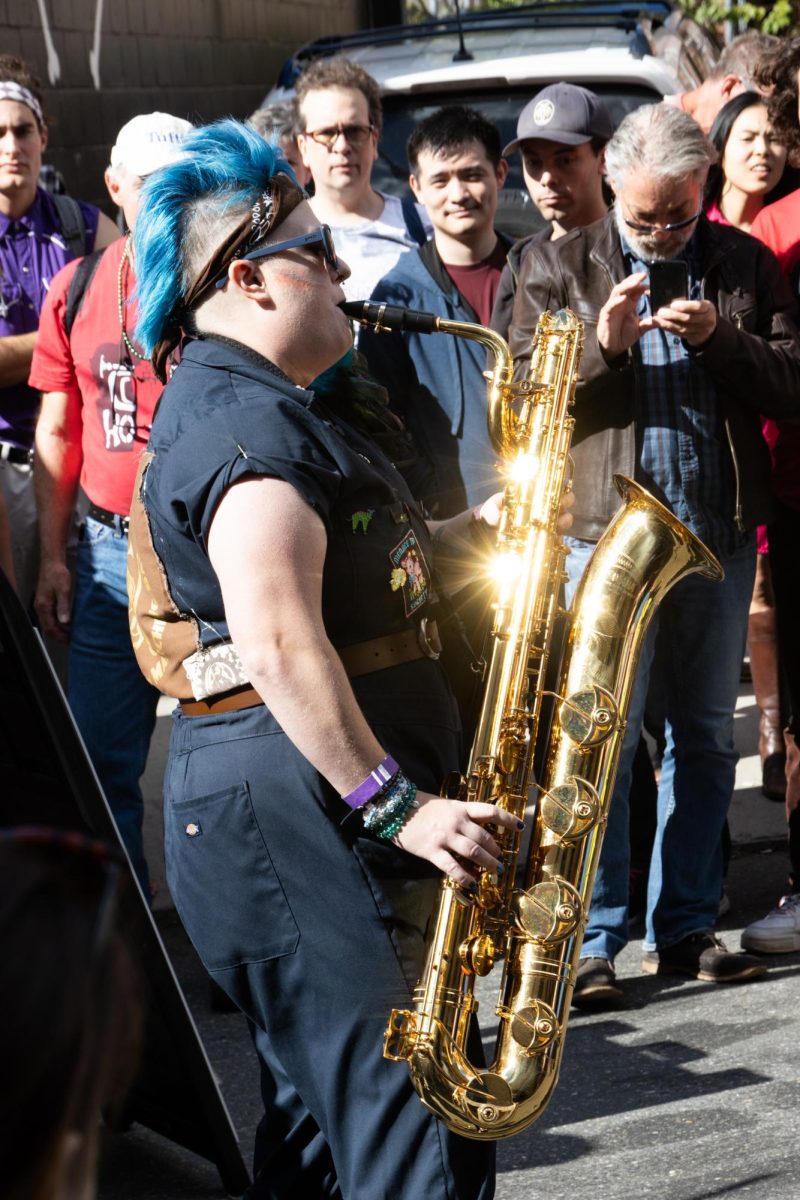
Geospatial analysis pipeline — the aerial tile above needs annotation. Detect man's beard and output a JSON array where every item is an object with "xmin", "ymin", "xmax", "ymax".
[{"xmin": 613, "ymin": 199, "xmax": 695, "ymax": 262}]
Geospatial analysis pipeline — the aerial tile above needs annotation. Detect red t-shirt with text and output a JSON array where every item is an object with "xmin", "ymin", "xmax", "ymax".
[{"xmin": 29, "ymin": 237, "xmax": 162, "ymax": 516}]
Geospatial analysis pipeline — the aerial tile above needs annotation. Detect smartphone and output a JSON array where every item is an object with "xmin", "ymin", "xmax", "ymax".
[{"xmin": 649, "ymin": 260, "xmax": 689, "ymax": 313}]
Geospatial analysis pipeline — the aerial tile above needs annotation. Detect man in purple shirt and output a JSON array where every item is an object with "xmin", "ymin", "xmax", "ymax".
[{"xmin": 0, "ymin": 54, "xmax": 117, "ymax": 606}]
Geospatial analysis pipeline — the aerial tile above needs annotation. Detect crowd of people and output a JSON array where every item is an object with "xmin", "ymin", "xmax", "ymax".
[{"xmin": 2, "ymin": 26, "xmax": 800, "ymax": 1200}]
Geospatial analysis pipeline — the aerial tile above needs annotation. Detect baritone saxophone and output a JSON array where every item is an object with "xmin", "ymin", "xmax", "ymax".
[{"xmin": 342, "ymin": 300, "xmax": 724, "ymax": 1140}]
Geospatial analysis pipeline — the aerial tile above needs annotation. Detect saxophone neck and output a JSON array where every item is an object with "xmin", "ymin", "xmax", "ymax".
[
  {"xmin": 434, "ymin": 318, "xmax": 512, "ymax": 458},
  {"xmin": 340, "ymin": 301, "xmax": 513, "ymax": 458}
]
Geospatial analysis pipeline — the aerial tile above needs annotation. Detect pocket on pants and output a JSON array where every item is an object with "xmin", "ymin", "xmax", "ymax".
[
  {"xmin": 166, "ymin": 780, "xmax": 300, "ymax": 970},
  {"xmin": 79, "ymin": 516, "xmax": 114, "ymax": 546}
]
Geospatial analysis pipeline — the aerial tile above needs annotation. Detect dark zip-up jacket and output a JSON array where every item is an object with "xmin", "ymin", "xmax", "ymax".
[
  {"xmin": 490, "ymin": 225, "xmax": 552, "ymax": 343},
  {"xmin": 508, "ymin": 212, "xmax": 800, "ymax": 542},
  {"xmin": 360, "ymin": 235, "xmax": 512, "ymax": 518}
]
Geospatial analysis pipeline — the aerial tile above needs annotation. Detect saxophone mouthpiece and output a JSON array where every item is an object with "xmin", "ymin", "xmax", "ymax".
[{"xmin": 339, "ymin": 300, "xmax": 442, "ymax": 335}]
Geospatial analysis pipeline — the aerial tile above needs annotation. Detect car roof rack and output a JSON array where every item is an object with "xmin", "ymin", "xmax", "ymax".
[{"xmin": 276, "ymin": 0, "xmax": 675, "ymax": 88}]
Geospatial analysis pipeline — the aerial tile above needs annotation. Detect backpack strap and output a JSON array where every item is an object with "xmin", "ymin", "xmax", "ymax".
[
  {"xmin": 52, "ymin": 193, "xmax": 88, "ymax": 259},
  {"xmin": 401, "ymin": 192, "xmax": 428, "ymax": 247},
  {"xmin": 64, "ymin": 249, "xmax": 104, "ymax": 338}
]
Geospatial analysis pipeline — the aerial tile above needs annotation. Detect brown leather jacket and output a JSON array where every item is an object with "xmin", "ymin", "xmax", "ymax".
[{"xmin": 508, "ymin": 212, "xmax": 800, "ymax": 542}]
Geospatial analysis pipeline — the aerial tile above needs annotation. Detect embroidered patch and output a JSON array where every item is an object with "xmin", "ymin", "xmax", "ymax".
[
  {"xmin": 533, "ymin": 98, "xmax": 555, "ymax": 126},
  {"xmin": 389, "ymin": 530, "xmax": 430, "ymax": 616},
  {"xmin": 350, "ymin": 509, "xmax": 375, "ymax": 534}
]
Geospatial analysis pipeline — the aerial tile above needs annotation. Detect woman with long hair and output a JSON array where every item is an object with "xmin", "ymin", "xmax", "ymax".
[
  {"xmin": 706, "ymin": 91, "xmax": 787, "ymax": 231},
  {"xmin": 706, "ymin": 92, "xmax": 789, "ymax": 806}
]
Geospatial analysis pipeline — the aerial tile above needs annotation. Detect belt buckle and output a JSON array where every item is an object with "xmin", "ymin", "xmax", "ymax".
[{"xmin": 417, "ymin": 617, "xmax": 442, "ymax": 661}]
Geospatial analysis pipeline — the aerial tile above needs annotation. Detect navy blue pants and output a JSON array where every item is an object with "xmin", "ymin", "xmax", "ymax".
[{"xmin": 163, "ymin": 676, "xmax": 495, "ymax": 1200}]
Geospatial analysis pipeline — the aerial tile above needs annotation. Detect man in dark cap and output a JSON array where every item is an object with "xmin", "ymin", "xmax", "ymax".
[{"xmin": 491, "ymin": 82, "xmax": 612, "ymax": 340}]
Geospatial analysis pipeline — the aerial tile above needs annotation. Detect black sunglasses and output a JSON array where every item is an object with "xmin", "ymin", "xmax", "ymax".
[{"xmin": 214, "ymin": 224, "xmax": 339, "ymax": 289}]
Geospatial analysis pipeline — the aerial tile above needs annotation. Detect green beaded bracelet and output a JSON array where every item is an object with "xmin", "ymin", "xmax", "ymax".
[{"xmin": 362, "ymin": 772, "xmax": 418, "ymax": 840}]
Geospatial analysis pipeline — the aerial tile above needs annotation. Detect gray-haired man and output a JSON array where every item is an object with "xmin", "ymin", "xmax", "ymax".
[{"xmin": 508, "ymin": 103, "xmax": 800, "ymax": 1002}]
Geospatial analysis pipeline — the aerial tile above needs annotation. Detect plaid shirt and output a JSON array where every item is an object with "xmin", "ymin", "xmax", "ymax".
[{"xmin": 624, "ymin": 232, "xmax": 747, "ymax": 559}]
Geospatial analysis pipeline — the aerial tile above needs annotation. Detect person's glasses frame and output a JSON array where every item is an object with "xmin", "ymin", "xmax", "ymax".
[
  {"xmin": 304, "ymin": 123, "xmax": 375, "ymax": 148},
  {"xmin": 622, "ymin": 207, "xmax": 703, "ymax": 236},
  {"xmin": 214, "ymin": 224, "xmax": 339, "ymax": 290}
]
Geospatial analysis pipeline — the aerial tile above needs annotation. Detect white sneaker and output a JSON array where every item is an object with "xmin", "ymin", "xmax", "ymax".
[{"xmin": 741, "ymin": 893, "xmax": 800, "ymax": 954}]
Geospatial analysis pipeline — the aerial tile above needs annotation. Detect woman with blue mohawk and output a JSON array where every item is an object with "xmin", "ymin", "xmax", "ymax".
[{"xmin": 126, "ymin": 119, "xmax": 513, "ymax": 1198}]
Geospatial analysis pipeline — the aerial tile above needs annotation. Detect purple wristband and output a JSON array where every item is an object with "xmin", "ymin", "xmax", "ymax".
[{"xmin": 342, "ymin": 754, "xmax": 400, "ymax": 810}]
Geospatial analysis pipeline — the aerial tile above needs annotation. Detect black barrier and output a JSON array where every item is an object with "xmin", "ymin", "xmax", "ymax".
[{"xmin": 0, "ymin": 567, "xmax": 251, "ymax": 1195}]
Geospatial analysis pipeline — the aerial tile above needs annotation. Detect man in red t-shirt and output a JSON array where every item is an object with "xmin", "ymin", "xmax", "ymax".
[{"xmin": 29, "ymin": 111, "xmax": 192, "ymax": 892}]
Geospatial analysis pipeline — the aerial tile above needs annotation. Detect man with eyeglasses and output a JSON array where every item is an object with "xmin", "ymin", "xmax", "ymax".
[
  {"xmin": 28, "ymin": 112, "xmax": 192, "ymax": 895},
  {"xmin": 295, "ymin": 58, "xmax": 431, "ymax": 303},
  {"xmin": 509, "ymin": 102, "xmax": 800, "ymax": 1005}
]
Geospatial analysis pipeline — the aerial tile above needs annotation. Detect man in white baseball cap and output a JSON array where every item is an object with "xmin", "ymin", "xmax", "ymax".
[
  {"xmin": 109, "ymin": 112, "xmax": 193, "ymax": 178},
  {"xmin": 29, "ymin": 112, "xmax": 192, "ymax": 894}
]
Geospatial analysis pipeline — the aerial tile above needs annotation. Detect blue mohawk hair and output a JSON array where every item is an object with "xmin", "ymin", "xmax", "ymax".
[{"xmin": 133, "ymin": 118, "xmax": 291, "ymax": 355}]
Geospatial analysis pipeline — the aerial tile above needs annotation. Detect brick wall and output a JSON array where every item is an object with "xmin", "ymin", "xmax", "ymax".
[{"xmin": 1, "ymin": 0, "xmax": 366, "ymax": 210}]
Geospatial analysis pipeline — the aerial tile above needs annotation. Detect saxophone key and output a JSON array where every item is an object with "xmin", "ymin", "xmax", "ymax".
[
  {"xmin": 516, "ymin": 878, "xmax": 583, "ymax": 943},
  {"xmin": 384, "ymin": 1009, "xmax": 417, "ymax": 1061},
  {"xmin": 558, "ymin": 684, "xmax": 619, "ymax": 747},
  {"xmin": 540, "ymin": 776, "xmax": 602, "ymax": 841},
  {"xmin": 458, "ymin": 1073, "xmax": 516, "ymax": 1130},
  {"xmin": 510, "ymin": 1000, "xmax": 560, "ymax": 1053},
  {"xmin": 460, "ymin": 933, "xmax": 497, "ymax": 976}
]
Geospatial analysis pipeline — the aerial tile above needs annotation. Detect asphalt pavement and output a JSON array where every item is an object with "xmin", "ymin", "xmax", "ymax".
[{"xmin": 97, "ymin": 678, "xmax": 800, "ymax": 1200}]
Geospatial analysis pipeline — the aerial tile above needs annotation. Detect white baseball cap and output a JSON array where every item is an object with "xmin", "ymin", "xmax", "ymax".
[{"xmin": 110, "ymin": 112, "xmax": 193, "ymax": 177}]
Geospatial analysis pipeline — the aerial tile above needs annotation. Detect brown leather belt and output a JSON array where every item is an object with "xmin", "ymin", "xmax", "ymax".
[
  {"xmin": 179, "ymin": 627, "xmax": 439, "ymax": 717},
  {"xmin": 338, "ymin": 629, "xmax": 431, "ymax": 677},
  {"xmin": 179, "ymin": 685, "xmax": 263, "ymax": 717}
]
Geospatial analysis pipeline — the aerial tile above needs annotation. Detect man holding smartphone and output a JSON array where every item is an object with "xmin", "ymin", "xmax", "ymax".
[{"xmin": 508, "ymin": 103, "xmax": 800, "ymax": 1005}]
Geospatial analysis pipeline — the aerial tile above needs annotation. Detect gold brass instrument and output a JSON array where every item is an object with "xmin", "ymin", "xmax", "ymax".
[{"xmin": 343, "ymin": 299, "xmax": 724, "ymax": 1140}]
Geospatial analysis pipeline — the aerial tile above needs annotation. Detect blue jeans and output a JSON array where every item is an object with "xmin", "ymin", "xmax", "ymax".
[
  {"xmin": 563, "ymin": 532, "xmax": 755, "ymax": 959},
  {"xmin": 68, "ymin": 516, "xmax": 160, "ymax": 893}
]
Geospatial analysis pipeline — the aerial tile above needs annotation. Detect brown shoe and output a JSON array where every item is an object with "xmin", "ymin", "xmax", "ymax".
[
  {"xmin": 762, "ymin": 750, "xmax": 787, "ymax": 801},
  {"xmin": 572, "ymin": 957, "xmax": 623, "ymax": 1008},
  {"xmin": 642, "ymin": 932, "xmax": 767, "ymax": 982}
]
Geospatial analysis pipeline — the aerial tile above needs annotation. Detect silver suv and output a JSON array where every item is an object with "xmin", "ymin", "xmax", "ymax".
[{"xmin": 264, "ymin": 1, "xmax": 720, "ymax": 236}]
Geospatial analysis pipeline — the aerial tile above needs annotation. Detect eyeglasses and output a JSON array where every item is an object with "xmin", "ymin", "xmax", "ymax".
[
  {"xmin": 622, "ymin": 207, "xmax": 703, "ymax": 236},
  {"xmin": 214, "ymin": 224, "xmax": 339, "ymax": 289},
  {"xmin": 304, "ymin": 123, "xmax": 375, "ymax": 148}
]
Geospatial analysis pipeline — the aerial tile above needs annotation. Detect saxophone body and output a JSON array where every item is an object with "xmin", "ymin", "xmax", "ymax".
[{"xmin": 343, "ymin": 300, "xmax": 724, "ymax": 1140}]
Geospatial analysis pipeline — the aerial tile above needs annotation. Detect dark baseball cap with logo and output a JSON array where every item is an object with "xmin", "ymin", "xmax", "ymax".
[{"xmin": 503, "ymin": 83, "xmax": 614, "ymax": 155}]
